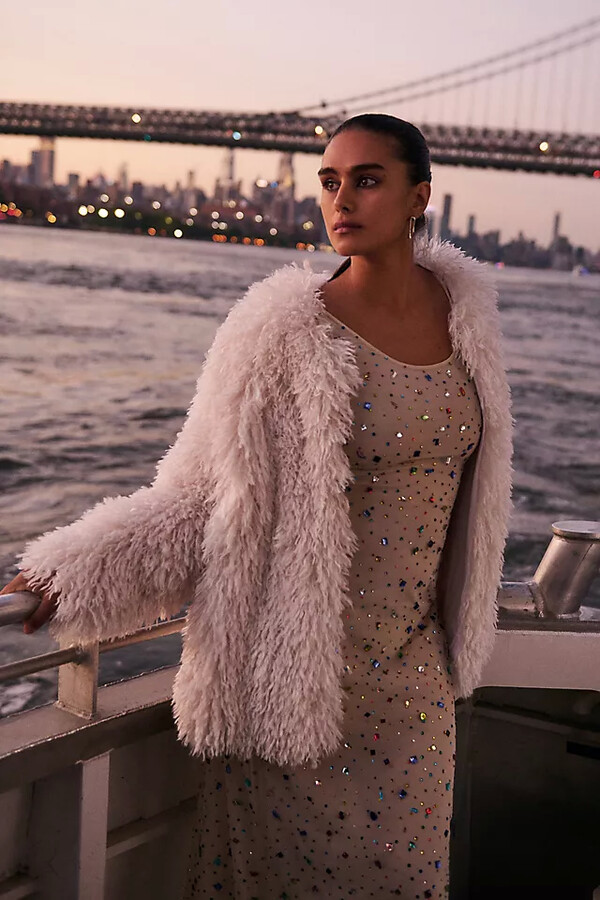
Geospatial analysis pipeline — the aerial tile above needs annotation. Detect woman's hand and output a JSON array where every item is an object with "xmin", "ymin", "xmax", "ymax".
[{"xmin": 0, "ymin": 571, "xmax": 60, "ymax": 634}]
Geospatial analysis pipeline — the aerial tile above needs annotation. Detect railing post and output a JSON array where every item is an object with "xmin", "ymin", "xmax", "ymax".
[
  {"xmin": 57, "ymin": 639, "xmax": 100, "ymax": 718},
  {"xmin": 533, "ymin": 520, "xmax": 600, "ymax": 618},
  {"xmin": 26, "ymin": 752, "xmax": 110, "ymax": 900}
]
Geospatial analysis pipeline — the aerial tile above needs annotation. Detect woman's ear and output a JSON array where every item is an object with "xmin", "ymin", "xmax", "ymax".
[{"xmin": 412, "ymin": 181, "xmax": 431, "ymax": 219}]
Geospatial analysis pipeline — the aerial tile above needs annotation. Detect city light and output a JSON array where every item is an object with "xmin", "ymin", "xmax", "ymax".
[
  {"xmin": 0, "ymin": 204, "xmax": 21, "ymax": 217},
  {"xmin": 6, "ymin": 114, "xmax": 598, "ymax": 267},
  {"xmin": 131, "ymin": 113, "xmax": 142, "ymax": 124}
]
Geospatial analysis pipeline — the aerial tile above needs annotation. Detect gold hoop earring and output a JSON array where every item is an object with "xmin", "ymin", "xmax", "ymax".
[{"xmin": 408, "ymin": 216, "xmax": 416, "ymax": 241}]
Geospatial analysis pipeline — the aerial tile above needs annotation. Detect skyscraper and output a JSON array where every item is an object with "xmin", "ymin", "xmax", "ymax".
[
  {"xmin": 440, "ymin": 193, "xmax": 453, "ymax": 242},
  {"xmin": 552, "ymin": 212, "xmax": 561, "ymax": 248},
  {"xmin": 274, "ymin": 152, "xmax": 296, "ymax": 229},
  {"xmin": 31, "ymin": 137, "xmax": 55, "ymax": 188}
]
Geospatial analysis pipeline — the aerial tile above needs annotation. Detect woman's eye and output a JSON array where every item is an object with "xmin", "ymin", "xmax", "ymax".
[{"xmin": 321, "ymin": 176, "xmax": 377, "ymax": 191}]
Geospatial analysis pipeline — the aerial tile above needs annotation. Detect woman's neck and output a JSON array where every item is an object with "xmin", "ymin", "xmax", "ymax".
[{"xmin": 330, "ymin": 243, "xmax": 420, "ymax": 317}]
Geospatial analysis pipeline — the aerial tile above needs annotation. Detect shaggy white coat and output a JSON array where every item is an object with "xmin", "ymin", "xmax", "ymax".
[{"xmin": 17, "ymin": 238, "xmax": 515, "ymax": 768}]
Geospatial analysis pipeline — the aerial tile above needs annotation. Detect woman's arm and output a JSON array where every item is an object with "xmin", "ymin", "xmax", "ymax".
[
  {"xmin": 14, "ymin": 275, "xmax": 279, "ymax": 646},
  {"xmin": 15, "ymin": 358, "xmax": 216, "ymax": 646},
  {"xmin": 16, "ymin": 476, "xmax": 211, "ymax": 645}
]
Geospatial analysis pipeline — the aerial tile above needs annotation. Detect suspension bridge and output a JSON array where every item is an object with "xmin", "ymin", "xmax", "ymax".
[{"xmin": 1, "ymin": 15, "xmax": 599, "ymax": 177}]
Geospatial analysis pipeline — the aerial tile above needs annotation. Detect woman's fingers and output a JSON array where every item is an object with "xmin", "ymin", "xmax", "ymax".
[
  {"xmin": 23, "ymin": 590, "xmax": 59, "ymax": 634},
  {"xmin": 0, "ymin": 571, "xmax": 60, "ymax": 635},
  {"xmin": 0, "ymin": 571, "xmax": 30, "ymax": 596}
]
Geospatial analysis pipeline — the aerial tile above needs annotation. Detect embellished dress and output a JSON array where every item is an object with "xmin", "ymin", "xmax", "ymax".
[{"xmin": 182, "ymin": 307, "xmax": 483, "ymax": 900}]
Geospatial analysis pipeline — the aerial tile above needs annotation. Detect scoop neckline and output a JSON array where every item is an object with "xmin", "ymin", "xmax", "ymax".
[{"xmin": 321, "ymin": 307, "xmax": 455, "ymax": 370}]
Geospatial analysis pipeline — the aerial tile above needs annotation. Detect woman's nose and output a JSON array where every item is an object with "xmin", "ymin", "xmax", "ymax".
[{"xmin": 334, "ymin": 190, "xmax": 352, "ymax": 212}]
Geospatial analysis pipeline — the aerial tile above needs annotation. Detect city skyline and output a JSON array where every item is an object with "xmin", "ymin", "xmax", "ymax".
[
  {"xmin": 2, "ymin": 134, "xmax": 599, "ymax": 249},
  {"xmin": 2, "ymin": 0, "xmax": 599, "ymax": 246},
  {"xmin": 4, "ymin": 139, "xmax": 597, "ymax": 272}
]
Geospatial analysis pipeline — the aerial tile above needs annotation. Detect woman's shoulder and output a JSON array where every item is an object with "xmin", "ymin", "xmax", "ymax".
[
  {"xmin": 244, "ymin": 260, "xmax": 325, "ymax": 299},
  {"xmin": 215, "ymin": 262, "xmax": 329, "ymax": 347},
  {"xmin": 205, "ymin": 260, "xmax": 328, "ymax": 373},
  {"xmin": 417, "ymin": 239, "xmax": 498, "ymax": 307}
]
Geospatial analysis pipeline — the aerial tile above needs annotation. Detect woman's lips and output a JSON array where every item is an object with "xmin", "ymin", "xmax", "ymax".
[{"xmin": 334, "ymin": 225, "xmax": 362, "ymax": 233}]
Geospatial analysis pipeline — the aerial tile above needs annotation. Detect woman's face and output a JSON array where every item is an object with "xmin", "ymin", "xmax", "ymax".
[{"xmin": 318, "ymin": 128, "xmax": 430, "ymax": 255}]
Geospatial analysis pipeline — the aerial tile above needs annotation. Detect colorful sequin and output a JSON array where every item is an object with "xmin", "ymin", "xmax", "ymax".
[{"xmin": 183, "ymin": 310, "xmax": 482, "ymax": 899}]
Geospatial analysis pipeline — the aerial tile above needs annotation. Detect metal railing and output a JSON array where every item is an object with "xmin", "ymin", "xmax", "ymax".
[
  {"xmin": 0, "ymin": 612, "xmax": 186, "ymax": 717},
  {"xmin": 499, "ymin": 518, "xmax": 600, "ymax": 622},
  {"xmin": 1, "ymin": 518, "xmax": 599, "ymax": 718}
]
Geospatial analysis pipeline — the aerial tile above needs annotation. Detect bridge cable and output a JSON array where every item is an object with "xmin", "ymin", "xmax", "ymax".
[
  {"xmin": 321, "ymin": 30, "xmax": 600, "ymax": 119},
  {"xmin": 562, "ymin": 50, "xmax": 572, "ymax": 133},
  {"xmin": 576, "ymin": 39, "xmax": 592, "ymax": 133},
  {"xmin": 513, "ymin": 63, "xmax": 524, "ymax": 129},
  {"xmin": 291, "ymin": 14, "xmax": 600, "ymax": 115},
  {"xmin": 528, "ymin": 52, "xmax": 539, "ymax": 132}
]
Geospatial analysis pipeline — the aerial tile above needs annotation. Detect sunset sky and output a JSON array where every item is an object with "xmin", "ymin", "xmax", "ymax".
[{"xmin": 2, "ymin": 0, "xmax": 599, "ymax": 246}]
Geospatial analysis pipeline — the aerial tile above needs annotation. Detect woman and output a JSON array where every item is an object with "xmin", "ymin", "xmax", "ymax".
[{"xmin": 3, "ymin": 114, "xmax": 514, "ymax": 898}]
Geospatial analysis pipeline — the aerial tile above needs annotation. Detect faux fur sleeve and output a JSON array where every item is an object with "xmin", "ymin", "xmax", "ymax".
[
  {"xmin": 16, "ymin": 378, "xmax": 214, "ymax": 647},
  {"xmin": 16, "ymin": 479, "xmax": 210, "ymax": 646}
]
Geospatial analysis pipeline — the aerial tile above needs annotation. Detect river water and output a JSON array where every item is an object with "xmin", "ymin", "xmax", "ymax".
[{"xmin": 1, "ymin": 225, "xmax": 598, "ymax": 716}]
